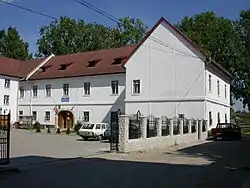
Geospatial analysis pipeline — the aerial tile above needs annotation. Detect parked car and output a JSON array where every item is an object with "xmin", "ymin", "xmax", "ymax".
[
  {"xmin": 78, "ymin": 123, "xmax": 109, "ymax": 141},
  {"xmin": 211, "ymin": 122, "xmax": 241, "ymax": 141}
]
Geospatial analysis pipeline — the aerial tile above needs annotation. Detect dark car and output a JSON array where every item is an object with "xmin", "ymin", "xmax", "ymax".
[{"xmin": 211, "ymin": 123, "xmax": 241, "ymax": 141}]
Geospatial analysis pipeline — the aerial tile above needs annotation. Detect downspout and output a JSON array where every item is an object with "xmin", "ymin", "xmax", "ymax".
[
  {"xmin": 148, "ymin": 38, "xmax": 151, "ymax": 115},
  {"xmin": 174, "ymin": 48, "xmax": 177, "ymax": 117}
]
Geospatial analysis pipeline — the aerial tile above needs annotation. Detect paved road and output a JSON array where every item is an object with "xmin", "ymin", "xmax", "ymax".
[
  {"xmin": 9, "ymin": 129, "xmax": 109, "ymax": 166},
  {"xmin": 1, "ymin": 135, "xmax": 250, "ymax": 188}
]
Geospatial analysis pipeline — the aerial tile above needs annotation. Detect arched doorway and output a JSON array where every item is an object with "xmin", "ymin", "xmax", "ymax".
[{"xmin": 58, "ymin": 110, "xmax": 74, "ymax": 129}]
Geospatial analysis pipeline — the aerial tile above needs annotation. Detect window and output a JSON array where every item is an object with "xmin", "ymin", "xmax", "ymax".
[
  {"xmin": 217, "ymin": 80, "xmax": 220, "ymax": 96},
  {"xmin": 225, "ymin": 113, "xmax": 228, "ymax": 123},
  {"xmin": 63, "ymin": 84, "xmax": 69, "ymax": 96},
  {"xmin": 33, "ymin": 85, "xmax": 38, "ymax": 97},
  {"xmin": 111, "ymin": 80, "xmax": 118, "ymax": 94},
  {"xmin": 45, "ymin": 85, "xmax": 51, "ymax": 97},
  {"xmin": 208, "ymin": 75, "xmax": 211, "ymax": 92},
  {"xmin": 225, "ymin": 84, "xmax": 227, "ymax": 99},
  {"xmin": 209, "ymin": 111, "xmax": 212, "ymax": 126},
  {"xmin": 83, "ymin": 82, "xmax": 90, "ymax": 95},
  {"xmin": 101, "ymin": 124, "xmax": 106, "ymax": 129},
  {"xmin": 19, "ymin": 111, "xmax": 23, "ymax": 120},
  {"xmin": 133, "ymin": 80, "xmax": 140, "ymax": 94},
  {"xmin": 3, "ymin": 95, "xmax": 9, "ymax": 105},
  {"xmin": 32, "ymin": 111, "xmax": 37, "ymax": 120},
  {"xmin": 83, "ymin": 111, "xmax": 89, "ymax": 122},
  {"xmin": 217, "ymin": 112, "xmax": 220, "ymax": 123},
  {"xmin": 95, "ymin": 124, "xmax": 101, "ymax": 129},
  {"xmin": 178, "ymin": 114, "xmax": 185, "ymax": 119},
  {"xmin": 19, "ymin": 86, "xmax": 24, "ymax": 98},
  {"xmin": 45, "ymin": 111, "xmax": 50, "ymax": 121},
  {"xmin": 4, "ymin": 79, "xmax": 10, "ymax": 88}
]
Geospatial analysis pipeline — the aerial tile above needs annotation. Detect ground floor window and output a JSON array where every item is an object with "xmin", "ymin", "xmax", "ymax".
[
  {"xmin": 45, "ymin": 111, "xmax": 50, "ymax": 121},
  {"xmin": 32, "ymin": 111, "xmax": 37, "ymax": 121},
  {"xmin": 83, "ymin": 111, "xmax": 90, "ymax": 122}
]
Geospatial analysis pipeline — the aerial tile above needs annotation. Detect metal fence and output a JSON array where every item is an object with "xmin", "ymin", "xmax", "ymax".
[
  {"xmin": 0, "ymin": 113, "xmax": 10, "ymax": 165},
  {"xmin": 173, "ymin": 118, "xmax": 180, "ymax": 135},
  {"xmin": 191, "ymin": 119, "xmax": 196, "ymax": 133},
  {"xmin": 183, "ymin": 119, "xmax": 189, "ymax": 134},
  {"xmin": 162, "ymin": 116, "xmax": 170, "ymax": 136},
  {"xmin": 147, "ymin": 115, "xmax": 157, "ymax": 138},
  {"xmin": 129, "ymin": 115, "xmax": 142, "ymax": 139}
]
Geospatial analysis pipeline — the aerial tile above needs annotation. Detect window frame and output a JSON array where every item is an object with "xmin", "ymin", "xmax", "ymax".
[
  {"xmin": 33, "ymin": 85, "xmax": 38, "ymax": 97},
  {"xmin": 19, "ymin": 86, "xmax": 25, "ymax": 98},
  {"xmin": 45, "ymin": 111, "xmax": 51, "ymax": 121},
  {"xmin": 63, "ymin": 84, "xmax": 69, "ymax": 96},
  {"xmin": 4, "ymin": 79, "xmax": 10, "ymax": 88},
  {"xmin": 3, "ymin": 95, "xmax": 9, "ymax": 105},
  {"xmin": 45, "ymin": 84, "xmax": 52, "ymax": 97},
  {"xmin": 208, "ymin": 75, "xmax": 211, "ymax": 92},
  {"xmin": 83, "ymin": 111, "xmax": 90, "ymax": 122},
  {"xmin": 83, "ymin": 82, "xmax": 90, "ymax": 96},
  {"xmin": 132, "ymin": 79, "xmax": 141, "ymax": 94},
  {"xmin": 111, "ymin": 80, "xmax": 119, "ymax": 95}
]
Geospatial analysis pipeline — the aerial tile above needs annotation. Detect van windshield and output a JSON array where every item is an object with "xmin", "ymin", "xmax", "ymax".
[{"xmin": 81, "ymin": 123, "xmax": 95, "ymax": 129}]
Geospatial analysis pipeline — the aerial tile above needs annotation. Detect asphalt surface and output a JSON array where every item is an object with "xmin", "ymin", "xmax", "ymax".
[{"xmin": 1, "ymin": 132, "xmax": 250, "ymax": 188}]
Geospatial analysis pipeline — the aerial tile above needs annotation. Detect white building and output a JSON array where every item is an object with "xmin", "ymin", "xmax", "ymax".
[{"xmin": 0, "ymin": 17, "xmax": 231, "ymax": 129}]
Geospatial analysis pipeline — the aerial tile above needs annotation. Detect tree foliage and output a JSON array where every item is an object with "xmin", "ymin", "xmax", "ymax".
[
  {"xmin": 176, "ymin": 10, "xmax": 250, "ymax": 110},
  {"xmin": 0, "ymin": 27, "xmax": 31, "ymax": 60},
  {"xmin": 36, "ymin": 16, "xmax": 147, "ymax": 57}
]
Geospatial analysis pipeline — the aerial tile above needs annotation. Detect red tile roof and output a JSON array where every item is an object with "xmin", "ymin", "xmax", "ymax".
[
  {"xmin": 0, "ymin": 57, "xmax": 44, "ymax": 78},
  {"xmin": 28, "ymin": 45, "xmax": 136, "ymax": 80}
]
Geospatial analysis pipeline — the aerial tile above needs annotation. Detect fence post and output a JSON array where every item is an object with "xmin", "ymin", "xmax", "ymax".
[
  {"xmin": 170, "ymin": 119, "xmax": 174, "ymax": 136},
  {"xmin": 140, "ymin": 116, "xmax": 147, "ymax": 139},
  {"xmin": 156, "ymin": 117, "xmax": 161, "ymax": 137},
  {"xmin": 179, "ymin": 119, "xmax": 184, "ymax": 135},
  {"xmin": 188, "ymin": 119, "xmax": 192, "ymax": 134},
  {"xmin": 118, "ymin": 115, "xmax": 129, "ymax": 152}
]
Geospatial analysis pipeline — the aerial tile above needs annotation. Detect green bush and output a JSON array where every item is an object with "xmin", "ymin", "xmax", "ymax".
[
  {"xmin": 66, "ymin": 127, "xmax": 70, "ymax": 135},
  {"xmin": 74, "ymin": 121, "xmax": 83, "ymax": 134},
  {"xmin": 34, "ymin": 121, "xmax": 41, "ymax": 133},
  {"xmin": 56, "ymin": 128, "xmax": 61, "ymax": 134}
]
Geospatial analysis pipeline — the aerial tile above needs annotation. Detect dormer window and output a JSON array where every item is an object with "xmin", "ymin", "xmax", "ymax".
[
  {"xmin": 87, "ymin": 59, "xmax": 101, "ymax": 67},
  {"xmin": 59, "ymin": 63, "xmax": 72, "ymax": 70},
  {"xmin": 112, "ymin": 56, "xmax": 126, "ymax": 65},
  {"xmin": 40, "ymin": 65, "xmax": 52, "ymax": 72}
]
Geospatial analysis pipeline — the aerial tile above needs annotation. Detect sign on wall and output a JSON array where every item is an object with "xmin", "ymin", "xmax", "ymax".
[{"xmin": 61, "ymin": 97, "xmax": 70, "ymax": 102}]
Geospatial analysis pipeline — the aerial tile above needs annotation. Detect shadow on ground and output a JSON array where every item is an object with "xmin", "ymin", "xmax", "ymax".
[{"xmin": 1, "ymin": 136, "xmax": 250, "ymax": 188}]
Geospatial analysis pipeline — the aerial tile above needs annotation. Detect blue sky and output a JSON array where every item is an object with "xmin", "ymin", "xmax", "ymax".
[{"xmin": 0, "ymin": 0, "xmax": 249, "ymax": 110}]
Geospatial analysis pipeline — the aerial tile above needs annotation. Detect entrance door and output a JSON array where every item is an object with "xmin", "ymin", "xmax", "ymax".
[
  {"xmin": 58, "ymin": 111, "xmax": 73, "ymax": 129},
  {"xmin": 110, "ymin": 112, "xmax": 119, "ymax": 151}
]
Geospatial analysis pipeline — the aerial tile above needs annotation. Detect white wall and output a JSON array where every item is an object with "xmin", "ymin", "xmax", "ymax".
[
  {"xmin": 205, "ymin": 70, "xmax": 231, "ymax": 129},
  {"xmin": 0, "ymin": 75, "xmax": 19, "ymax": 123},
  {"xmin": 18, "ymin": 74, "xmax": 125, "ymax": 125},
  {"xmin": 125, "ymin": 21, "xmax": 206, "ymax": 118}
]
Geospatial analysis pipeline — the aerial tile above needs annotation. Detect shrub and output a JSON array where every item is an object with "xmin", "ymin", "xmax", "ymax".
[
  {"xmin": 34, "ymin": 121, "xmax": 41, "ymax": 133},
  {"xmin": 74, "ymin": 121, "xmax": 83, "ymax": 134},
  {"xmin": 66, "ymin": 127, "xmax": 70, "ymax": 135},
  {"xmin": 47, "ymin": 126, "xmax": 51, "ymax": 134},
  {"xmin": 56, "ymin": 128, "xmax": 61, "ymax": 134}
]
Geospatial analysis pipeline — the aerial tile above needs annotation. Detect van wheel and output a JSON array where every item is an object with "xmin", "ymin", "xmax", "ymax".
[
  {"xmin": 97, "ymin": 135, "xmax": 103, "ymax": 141},
  {"xmin": 83, "ymin": 137, "xmax": 88, "ymax": 141}
]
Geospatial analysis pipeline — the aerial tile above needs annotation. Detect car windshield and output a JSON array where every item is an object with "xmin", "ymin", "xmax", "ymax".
[{"xmin": 81, "ymin": 123, "xmax": 95, "ymax": 129}]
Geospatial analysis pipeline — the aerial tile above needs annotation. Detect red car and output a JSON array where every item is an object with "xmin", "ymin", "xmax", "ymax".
[{"xmin": 211, "ymin": 123, "xmax": 241, "ymax": 141}]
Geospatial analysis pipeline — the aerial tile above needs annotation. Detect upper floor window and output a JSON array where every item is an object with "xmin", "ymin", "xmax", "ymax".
[
  {"xmin": 209, "ymin": 111, "xmax": 212, "ymax": 126},
  {"xmin": 217, "ymin": 80, "xmax": 220, "ymax": 96},
  {"xmin": 19, "ymin": 111, "xmax": 23, "ymax": 120},
  {"xmin": 225, "ymin": 113, "xmax": 228, "ymax": 123},
  {"xmin": 208, "ymin": 75, "xmax": 211, "ymax": 92},
  {"xmin": 19, "ymin": 86, "xmax": 24, "ymax": 98},
  {"xmin": 111, "ymin": 80, "xmax": 119, "ymax": 94},
  {"xmin": 45, "ymin": 85, "xmax": 51, "ymax": 97},
  {"xmin": 33, "ymin": 85, "xmax": 38, "ymax": 97},
  {"xmin": 83, "ymin": 82, "xmax": 90, "ymax": 95},
  {"xmin": 3, "ymin": 95, "xmax": 9, "ymax": 105},
  {"xmin": 63, "ymin": 84, "xmax": 69, "ymax": 96},
  {"xmin": 225, "ymin": 84, "xmax": 227, "ymax": 99},
  {"xmin": 4, "ymin": 79, "xmax": 10, "ymax": 88},
  {"xmin": 133, "ymin": 80, "xmax": 140, "ymax": 94}
]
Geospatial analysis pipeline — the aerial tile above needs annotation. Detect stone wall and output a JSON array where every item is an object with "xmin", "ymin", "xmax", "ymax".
[{"xmin": 118, "ymin": 115, "xmax": 208, "ymax": 153}]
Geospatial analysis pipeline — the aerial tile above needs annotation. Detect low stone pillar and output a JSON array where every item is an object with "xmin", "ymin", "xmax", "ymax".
[
  {"xmin": 156, "ymin": 117, "xmax": 162, "ymax": 137},
  {"xmin": 188, "ymin": 119, "xmax": 192, "ymax": 134},
  {"xmin": 179, "ymin": 119, "xmax": 184, "ymax": 135},
  {"xmin": 170, "ymin": 119, "xmax": 174, "ymax": 136},
  {"xmin": 118, "ymin": 115, "xmax": 129, "ymax": 152},
  {"xmin": 140, "ymin": 116, "xmax": 147, "ymax": 139}
]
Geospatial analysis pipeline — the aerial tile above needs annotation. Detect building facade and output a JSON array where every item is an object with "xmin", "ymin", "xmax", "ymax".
[{"xmin": 0, "ymin": 17, "xmax": 231, "ymax": 129}]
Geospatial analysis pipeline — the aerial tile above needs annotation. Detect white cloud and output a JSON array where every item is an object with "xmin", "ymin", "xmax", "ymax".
[{"xmin": 2, "ymin": 0, "xmax": 15, "ymax": 2}]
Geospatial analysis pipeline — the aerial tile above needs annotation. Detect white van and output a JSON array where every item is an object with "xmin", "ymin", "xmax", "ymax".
[{"xmin": 78, "ymin": 123, "xmax": 109, "ymax": 141}]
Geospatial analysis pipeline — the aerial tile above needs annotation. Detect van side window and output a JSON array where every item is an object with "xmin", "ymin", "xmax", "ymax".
[
  {"xmin": 95, "ymin": 124, "xmax": 101, "ymax": 129},
  {"xmin": 102, "ymin": 124, "xmax": 106, "ymax": 129}
]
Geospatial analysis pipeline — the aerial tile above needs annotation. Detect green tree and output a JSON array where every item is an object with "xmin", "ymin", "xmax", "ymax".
[
  {"xmin": 36, "ymin": 16, "xmax": 147, "ymax": 57},
  {"xmin": 0, "ymin": 27, "xmax": 31, "ymax": 60},
  {"xmin": 176, "ymin": 11, "xmax": 246, "ymax": 108},
  {"xmin": 234, "ymin": 10, "xmax": 250, "ymax": 109}
]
